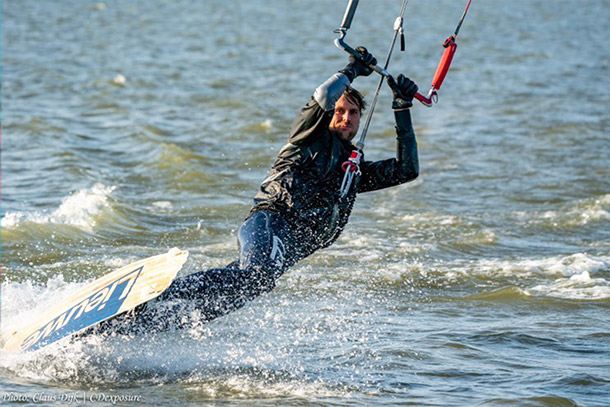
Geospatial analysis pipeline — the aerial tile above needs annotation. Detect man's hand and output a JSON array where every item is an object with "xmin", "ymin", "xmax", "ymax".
[
  {"xmin": 340, "ymin": 46, "xmax": 378, "ymax": 82},
  {"xmin": 387, "ymin": 74, "xmax": 418, "ymax": 110}
]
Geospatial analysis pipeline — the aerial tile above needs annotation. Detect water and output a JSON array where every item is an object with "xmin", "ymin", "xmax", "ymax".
[{"xmin": 1, "ymin": 0, "xmax": 609, "ymax": 405}]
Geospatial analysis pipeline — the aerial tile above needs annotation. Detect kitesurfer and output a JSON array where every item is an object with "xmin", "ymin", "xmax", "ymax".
[{"xmin": 143, "ymin": 47, "xmax": 420, "ymax": 326}]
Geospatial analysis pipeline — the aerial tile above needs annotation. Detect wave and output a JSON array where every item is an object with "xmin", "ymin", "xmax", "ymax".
[
  {"xmin": 1, "ymin": 183, "xmax": 116, "ymax": 233},
  {"xmin": 525, "ymin": 271, "xmax": 610, "ymax": 301},
  {"xmin": 313, "ymin": 252, "xmax": 610, "ymax": 301},
  {"xmin": 515, "ymin": 193, "xmax": 610, "ymax": 229},
  {"xmin": 444, "ymin": 253, "xmax": 610, "ymax": 301},
  {"xmin": 440, "ymin": 253, "xmax": 609, "ymax": 280}
]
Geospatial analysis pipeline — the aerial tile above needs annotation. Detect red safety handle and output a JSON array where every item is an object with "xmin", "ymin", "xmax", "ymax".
[
  {"xmin": 431, "ymin": 36, "xmax": 458, "ymax": 91},
  {"xmin": 414, "ymin": 35, "xmax": 458, "ymax": 107}
]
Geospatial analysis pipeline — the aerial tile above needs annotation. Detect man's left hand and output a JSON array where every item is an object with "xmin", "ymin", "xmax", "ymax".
[{"xmin": 387, "ymin": 74, "xmax": 418, "ymax": 110}]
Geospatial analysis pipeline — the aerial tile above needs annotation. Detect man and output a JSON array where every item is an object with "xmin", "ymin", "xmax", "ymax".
[{"xmin": 130, "ymin": 47, "xmax": 419, "ymax": 329}]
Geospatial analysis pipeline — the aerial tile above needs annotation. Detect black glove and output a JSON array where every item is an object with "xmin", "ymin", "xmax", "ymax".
[
  {"xmin": 387, "ymin": 74, "xmax": 418, "ymax": 109},
  {"xmin": 339, "ymin": 46, "xmax": 377, "ymax": 82}
]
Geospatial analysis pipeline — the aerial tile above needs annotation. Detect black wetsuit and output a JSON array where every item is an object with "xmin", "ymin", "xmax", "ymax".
[{"xmin": 119, "ymin": 71, "xmax": 419, "ymax": 330}]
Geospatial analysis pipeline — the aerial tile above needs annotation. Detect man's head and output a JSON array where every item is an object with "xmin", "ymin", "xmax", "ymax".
[{"xmin": 329, "ymin": 87, "xmax": 366, "ymax": 143}]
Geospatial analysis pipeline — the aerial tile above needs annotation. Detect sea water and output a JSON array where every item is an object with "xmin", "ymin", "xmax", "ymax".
[{"xmin": 1, "ymin": 0, "xmax": 609, "ymax": 406}]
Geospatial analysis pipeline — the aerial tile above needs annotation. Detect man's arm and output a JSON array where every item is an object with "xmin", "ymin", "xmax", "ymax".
[
  {"xmin": 287, "ymin": 73, "xmax": 351, "ymax": 145},
  {"xmin": 358, "ymin": 74, "xmax": 420, "ymax": 193},
  {"xmin": 358, "ymin": 109, "xmax": 419, "ymax": 192},
  {"xmin": 288, "ymin": 47, "xmax": 376, "ymax": 145}
]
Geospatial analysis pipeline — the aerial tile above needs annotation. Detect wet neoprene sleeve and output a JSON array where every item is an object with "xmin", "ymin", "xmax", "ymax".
[
  {"xmin": 288, "ymin": 73, "xmax": 351, "ymax": 145},
  {"xmin": 357, "ymin": 109, "xmax": 419, "ymax": 193}
]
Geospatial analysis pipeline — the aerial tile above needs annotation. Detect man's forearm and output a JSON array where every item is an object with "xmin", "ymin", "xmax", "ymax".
[
  {"xmin": 357, "ymin": 109, "xmax": 418, "ymax": 193},
  {"xmin": 394, "ymin": 109, "xmax": 419, "ymax": 180},
  {"xmin": 313, "ymin": 72, "xmax": 351, "ymax": 111},
  {"xmin": 288, "ymin": 72, "xmax": 351, "ymax": 144}
]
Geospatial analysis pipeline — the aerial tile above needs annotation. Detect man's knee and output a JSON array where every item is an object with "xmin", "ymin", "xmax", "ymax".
[{"xmin": 238, "ymin": 211, "xmax": 289, "ymax": 277}]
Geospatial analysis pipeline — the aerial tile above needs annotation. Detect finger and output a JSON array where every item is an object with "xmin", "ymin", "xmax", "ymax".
[
  {"xmin": 396, "ymin": 74, "xmax": 406, "ymax": 87},
  {"xmin": 406, "ymin": 83, "xmax": 418, "ymax": 95},
  {"xmin": 362, "ymin": 51, "xmax": 374, "ymax": 64}
]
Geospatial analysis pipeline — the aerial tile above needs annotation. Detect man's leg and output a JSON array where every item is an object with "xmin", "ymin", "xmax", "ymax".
[
  {"xmin": 237, "ymin": 210, "xmax": 295, "ymax": 283},
  {"xmin": 148, "ymin": 211, "xmax": 296, "ymax": 324},
  {"xmin": 90, "ymin": 212, "xmax": 305, "ymax": 334}
]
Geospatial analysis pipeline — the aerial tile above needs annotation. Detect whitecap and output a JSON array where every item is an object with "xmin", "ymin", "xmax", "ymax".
[
  {"xmin": 519, "ymin": 193, "xmax": 610, "ymax": 228},
  {"xmin": 112, "ymin": 74, "xmax": 126, "ymax": 86},
  {"xmin": 526, "ymin": 270, "xmax": 610, "ymax": 300},
  {"xmin": 453, "ymin": 253, "xmax": 610, "ymax": 279},
  {"xmin": 152, "ymin": 201, "xmax": 173, "ymax": 211},
  {"xmin": 544, "ymin": 253, "xmax": 609, "ymax": 277},
  {"xmin": 259, "ymin": 119, "xmax": 273, "ymax": 131},
  {"xmin": 1, "ymin": 183, "xmax": 115, "ymax": 232}
]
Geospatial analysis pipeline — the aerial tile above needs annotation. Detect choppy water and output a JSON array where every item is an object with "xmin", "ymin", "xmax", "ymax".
[{"xmin": 1, "ymin": 0, "xmax": 609, "ymax": 406}]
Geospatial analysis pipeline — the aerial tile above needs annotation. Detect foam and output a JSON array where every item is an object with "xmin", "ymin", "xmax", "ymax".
[
  {"xmin": 1, "ymin": 276, "xmax": 89, "ymax": 343},
  {"xmin": 526, "ymin": 271, "xmax": 610, "ymax": 300},
  {"xmin": 450, "ymin": 253, "xmax": 610, "ymax": 279},
  {"xmin": 0, "ymin": 276, "xmax": 342, "ymax": 399},
  {"xmin": 437, "ymin": 253, "xmax": 610, "ymax": 300},
  {"xmin": 520, "ymin": 193, "xmax": 610, "ymax": 228},
  {"xmin": 1, "ymin": 183, "xmax": 116, "ymax": 232},
  {"xmin": 151, "ymin": 201, "xmax": 173, "ymax": 211}
]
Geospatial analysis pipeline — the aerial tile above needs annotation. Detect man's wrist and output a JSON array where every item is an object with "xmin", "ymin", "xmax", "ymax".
[
  {"xmin": 394, "ymin": 108, "xmax": 413, "ymax": 131},
  {"xmin": 338, "ymin": 67, "xmax": 356, "ymax": 82},
  {"xmin": 392, "ymin": 99, "xmax": 413, "ymax": 110}
]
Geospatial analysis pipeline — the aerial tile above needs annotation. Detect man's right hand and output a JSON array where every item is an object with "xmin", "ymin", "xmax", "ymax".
[
  {"xmin": 387, "ymin": 74, "xmax": 418, "ymax": 110},
  {"xmin": 340, "ymin": 46, "xmax": 377, "ymax": 82}
]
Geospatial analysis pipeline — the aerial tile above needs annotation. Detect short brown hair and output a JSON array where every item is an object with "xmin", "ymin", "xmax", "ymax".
[{"xmin": 344, "ymin": 87, "xmax": 366, "ymax": 113}]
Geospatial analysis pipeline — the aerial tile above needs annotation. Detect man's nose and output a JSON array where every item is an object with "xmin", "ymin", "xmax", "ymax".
[{"xmin": 342, "ymin": 111, "xmax": 352, "ymax": 123}]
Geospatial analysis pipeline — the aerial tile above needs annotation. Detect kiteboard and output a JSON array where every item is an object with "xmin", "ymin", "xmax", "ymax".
[{"xmin": 2, "ymin": 248, "xmax": 188, "ymax": 353}]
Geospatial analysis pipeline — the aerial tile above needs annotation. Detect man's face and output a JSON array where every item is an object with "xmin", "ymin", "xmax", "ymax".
[{"xmin": 329, "ymin": 94, "xmax": 361, "ymax": 142}]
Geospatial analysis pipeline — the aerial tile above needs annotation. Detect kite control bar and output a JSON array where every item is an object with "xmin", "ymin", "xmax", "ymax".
[
  {"xmin": 334, "ymin": 0, "xmax": 396, "ymax": 80},
  {"xmin": 335, "ymin": 0, "xmax": 410, "ymax": 198},
  {"xmin": 334, "ymin": 0, "xmax": 472, "ymax": 108},
  {"xmin": 334, "ymin": 0, "xmax": 472, "ymax": 197}
]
